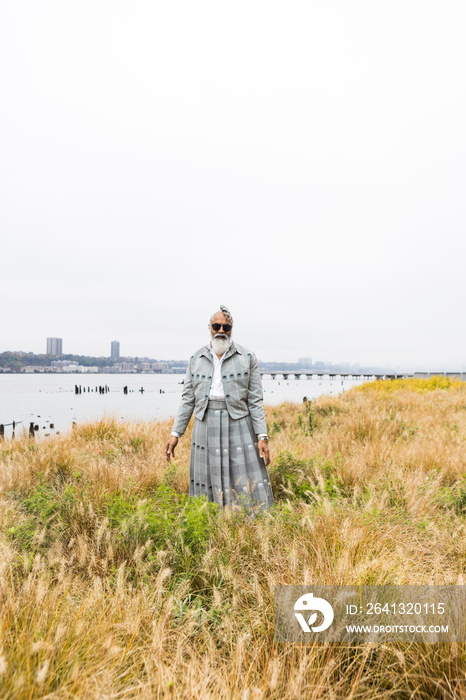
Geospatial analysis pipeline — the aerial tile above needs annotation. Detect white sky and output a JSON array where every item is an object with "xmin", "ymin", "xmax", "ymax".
[{"xmin": 1, "ymin": 1, "xmax": 465, "ymax": 370}]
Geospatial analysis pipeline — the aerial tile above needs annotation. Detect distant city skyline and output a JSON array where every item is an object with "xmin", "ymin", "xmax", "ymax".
[{"xmin": 0, "ymin": 341, "xmax": 463, "ymax": 374}]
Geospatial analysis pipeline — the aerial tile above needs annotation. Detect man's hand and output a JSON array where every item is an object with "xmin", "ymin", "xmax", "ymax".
[
  {"xmin": 258, "ymin": 439, "xmax": 270, "ymax": 466},
  {"xmin": 165, "ymin": 435, "xmax": 178, "ymax": 462}
]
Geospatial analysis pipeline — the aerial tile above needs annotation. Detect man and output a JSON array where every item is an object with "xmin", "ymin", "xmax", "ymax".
[{"xmin": 165, "ymin": 305, "xmax": 274, "ymax": 511}]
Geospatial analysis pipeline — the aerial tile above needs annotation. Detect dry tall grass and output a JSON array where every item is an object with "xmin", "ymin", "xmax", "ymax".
[{"xmin": 0, "ymin": 378, "xmax": 465, "ymax": 698}]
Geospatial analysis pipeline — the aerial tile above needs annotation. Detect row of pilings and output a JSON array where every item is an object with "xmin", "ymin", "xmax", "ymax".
[
  {"xmin": 75, "ymin": 385, "xmax": 110, "ymax": 394},
  {"xmin": 0, "ymin": 421, "xmax": 53, "ymax": 440},
  {"xmin": 74, "ymin": 385, "xmax": 149, "ymax": 394}
]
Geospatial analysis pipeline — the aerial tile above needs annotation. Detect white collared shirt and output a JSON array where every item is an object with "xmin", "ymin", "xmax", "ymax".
[{"xmin": 208, "ymin": 342, "xmax": 229, "ymax": 399}]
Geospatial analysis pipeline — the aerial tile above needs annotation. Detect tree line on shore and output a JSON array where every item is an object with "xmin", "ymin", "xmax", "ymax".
[{"xmin": 0, "ymin": 352, "xmax": 184, "ymax": 372}]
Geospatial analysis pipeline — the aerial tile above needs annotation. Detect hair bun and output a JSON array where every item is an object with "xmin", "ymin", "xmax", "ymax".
[{"xmin": 220, "ymin": 305, "xmax": 233, "ymax": 325}]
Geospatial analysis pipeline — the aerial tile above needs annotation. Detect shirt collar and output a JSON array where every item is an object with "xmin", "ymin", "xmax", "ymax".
[
  {"xmin": 209, "ymin": 338, "xmax": 231, "ymax": 359},
  {"xmin": 201, "ymin": 339, "xmax": 237, "ymax": 361}
]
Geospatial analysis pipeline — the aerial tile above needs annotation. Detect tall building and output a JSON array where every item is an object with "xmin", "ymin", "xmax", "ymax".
[
  {"xmin": 111, "ymin": 340, "xmax": 120, "ymax": 361},
  {"xmin": 46, "ymin": 337, "xmax": 63, "ymax": 356}
]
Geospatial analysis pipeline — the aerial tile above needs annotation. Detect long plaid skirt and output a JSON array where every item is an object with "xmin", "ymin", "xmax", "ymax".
[{"xmin": 189, "ymin": 400, "xmax": 274, "ymax": 511}]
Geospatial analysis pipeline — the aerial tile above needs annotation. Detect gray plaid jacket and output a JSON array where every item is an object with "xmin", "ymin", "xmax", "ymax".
[{"xmin": 172, "ymin": 341, "xmax": 267, "ymax": 437}]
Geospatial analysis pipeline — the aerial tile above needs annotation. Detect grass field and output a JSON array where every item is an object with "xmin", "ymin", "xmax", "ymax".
[{"xmin": 0, "ymin": 378, "xmax": 465, "ymax": 698}]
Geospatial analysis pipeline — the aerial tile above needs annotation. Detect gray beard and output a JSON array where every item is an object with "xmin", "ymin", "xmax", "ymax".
[{"xmin": 211, "ymin": 335, "xmax": 230, "ymax": 355}]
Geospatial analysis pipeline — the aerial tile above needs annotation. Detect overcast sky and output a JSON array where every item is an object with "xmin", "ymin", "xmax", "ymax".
[{"xmin": 1, "ymin": 1, "xmax": 465, "ymax": 370}]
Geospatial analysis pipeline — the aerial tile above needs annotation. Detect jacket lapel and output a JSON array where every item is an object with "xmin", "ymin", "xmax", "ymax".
[{"xmin": 199, "ymin": 345, "xmax": 213, "ymax": 362}]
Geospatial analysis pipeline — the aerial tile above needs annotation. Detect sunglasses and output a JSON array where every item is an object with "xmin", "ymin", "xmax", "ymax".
[{"xmin": 211, "ymin": 323, "xmax": 232, "ymax": 332}]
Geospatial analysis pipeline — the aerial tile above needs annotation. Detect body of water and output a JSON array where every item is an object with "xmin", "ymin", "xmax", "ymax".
[{"xmin": 0, "ymin": 373, "xmax": 366, "ymax": 439}]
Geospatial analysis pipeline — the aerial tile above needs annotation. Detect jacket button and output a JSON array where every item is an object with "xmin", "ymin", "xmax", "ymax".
[{"xmin": 226, "ymin": 394, "xmax": 230, "ymax": 398}]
